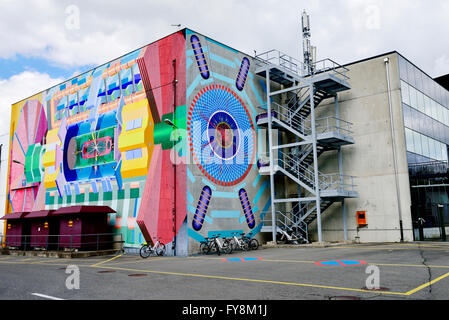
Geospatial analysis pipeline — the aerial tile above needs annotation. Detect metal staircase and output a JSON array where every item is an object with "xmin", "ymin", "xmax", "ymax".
[{"xmin": 255, "ymin": 49, "xmax": 358, "ymax": 243}]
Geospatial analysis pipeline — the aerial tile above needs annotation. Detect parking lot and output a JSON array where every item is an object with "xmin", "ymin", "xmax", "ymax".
[{"xmin": 1, "ymin": 242, "xmax": 449, "ymax": 300}]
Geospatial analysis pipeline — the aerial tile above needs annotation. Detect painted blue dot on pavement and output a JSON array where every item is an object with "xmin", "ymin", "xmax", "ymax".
[
  {"xmin": 223, "ymin": 257, "xmax": 262, "ymax": 262},
  {"xmin": 321, "ymin": 261, "xmax": 343, "ymax": 266},
  {"xmin": 315, "ymin": 260, "xmax": 367, "ymax": 266},
  {"xmin": 226, "ymin": 258, "xmax": 242, "ymax": 262},
  {"xmin": 340, "ymin": 260, "xmax": 361, "ymax": 265}
]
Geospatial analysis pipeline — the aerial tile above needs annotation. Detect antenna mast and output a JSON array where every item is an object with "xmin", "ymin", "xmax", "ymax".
[{"xmin": 302, "ymin": 10, "xmax": 316, "ymax": 75}]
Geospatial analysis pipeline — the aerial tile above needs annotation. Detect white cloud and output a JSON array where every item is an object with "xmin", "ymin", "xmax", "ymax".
[
  {"xmin": 0, "ymin": 0, "xmax": 448, "ymax": 77},
  {"xmin": 433, "ymin": 55, "xmax": 449, "ymax": 78},
  {"xmin": 0, "ymin": 71, "xmax": 63, "ymax": 136}
]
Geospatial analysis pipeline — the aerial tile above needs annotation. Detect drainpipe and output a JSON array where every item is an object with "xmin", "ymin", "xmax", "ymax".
[
  {"xmin": 172, "ymin": 59, "xmax": 177, "ymax": 256},
  {"xmin": 384, "ymin": 57, "xmax": 404, "ymax": 242}
]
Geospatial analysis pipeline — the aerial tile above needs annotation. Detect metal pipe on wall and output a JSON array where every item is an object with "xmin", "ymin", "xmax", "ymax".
[{"xmin": 384, "ymin": 57, "xmax": 404, "ymax": 242}]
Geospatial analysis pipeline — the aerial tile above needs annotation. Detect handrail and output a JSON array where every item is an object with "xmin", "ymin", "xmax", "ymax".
[
  {"xmin": 260, "ymin": 150, "xmax": 357, "ymax": 192},
  {"xmin": 256, "ymin": 50, "xmax": 350, "ymax": 83},
  {"xmin": 314, "ymin": 116, "xmax": 353, "ymax": 136},
  {"xmin": 257, "ymin": 103, "xmax": 353, "ymax": 138},
  {"xmin": 310, "ymin": 58, "xmax": 350, "ymax": 81},
  {"xmin": 255, "ymin": 49, "xmax": 305, "ymax": 76},
  {"xmin": 1, "ymin": 233, "xmax": 124, "ymax": 252},
  {"xmin": 261, "ymin": 210, "xmax": 308, "ymax": 237}
]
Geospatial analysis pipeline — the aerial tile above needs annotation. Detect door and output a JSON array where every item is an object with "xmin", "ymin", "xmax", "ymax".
[{"xmin": 412, "ymin": 204, "xmax": 448, "ymax": 241}]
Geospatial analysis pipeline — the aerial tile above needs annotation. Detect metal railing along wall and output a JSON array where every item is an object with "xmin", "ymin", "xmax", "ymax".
[
  {"xmin": 310, "ymin": 58, "xmax": 350, "ymax": 81},
  {"xmin": 0, "ymin": 233, "xmax": 124, "ymax": 251},
  {"xmin": 255, "ymin": 49, "xmax": 304, "ymax": 76}
]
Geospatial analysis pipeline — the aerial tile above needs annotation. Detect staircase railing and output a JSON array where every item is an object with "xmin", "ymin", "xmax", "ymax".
[
  {"xmin": 276, "ymin": 150, "xmax": 317, "ymax": 188},
  {"xmin": 314, "ymin": 116, "xmax": 353, "ymax": 136},
  {"xmin": 261, "ymin": 210, "xmax": 308, "ymax": 240},
  {"xmin": 257, "ymin": 105, "xmax": 353, "ymax": 139},
  {"xmin": 255, "ymin": 49, "xmax": 305, "ymax": 76},
  {"xmin": 310, "ymin": 58, "xmax": 350, "ymax": 82}
]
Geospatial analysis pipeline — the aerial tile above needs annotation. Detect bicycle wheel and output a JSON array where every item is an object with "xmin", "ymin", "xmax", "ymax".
[
  {"xmin": 156, "ymin": 243, "xmax": 166, "ymax": 256},
  {"xmin": 241, "ymin": 240, "xmax": 250, "ymax": 251},
  {"xmin": 139, "ymin": 245, "xmax": 151, "ymax": 258},
  {"xmin": 211, "ymin": 241, "xmax": 220, "ymax": 256},
  {"xmin": 200, "ymin": 242, "xmax": 210, "ymax": 255},
  {"xmin": 249, "ymin": 238, "xmax": 259, "ymax": 250},
  {"xmin": 209, "ymin": 239, "xmax": 217, "ymax": 254},
  {"xmin": 223, "ymin": 239, "xmax": 232, "ymax": 254}
]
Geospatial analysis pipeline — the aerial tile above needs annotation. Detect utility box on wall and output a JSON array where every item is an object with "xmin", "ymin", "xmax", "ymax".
[{"xmin": 357, "ymin": 211, "xmax": 368, "ymax": 227}]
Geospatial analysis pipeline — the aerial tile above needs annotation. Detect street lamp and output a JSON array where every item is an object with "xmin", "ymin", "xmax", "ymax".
[{"xmin": 164, "ymin": 118, "xmax": 177, "ymax": 128}]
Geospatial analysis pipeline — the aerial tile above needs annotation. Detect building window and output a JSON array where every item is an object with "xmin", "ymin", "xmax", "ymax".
[{"xmin": 405, "ymin": 128, "xmax": 448, "ymax": 162}]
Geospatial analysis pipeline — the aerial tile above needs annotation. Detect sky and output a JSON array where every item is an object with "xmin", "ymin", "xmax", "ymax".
[{"xmin": 0, "ymin": 0, "xmax": 448, "ymax": 136}]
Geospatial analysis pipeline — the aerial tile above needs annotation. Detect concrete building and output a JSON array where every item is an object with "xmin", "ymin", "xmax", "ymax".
[
  {"xmin": 258, "ymin": 51, "xmax": 449, "ymax": 244},
  {"xmin": 3, "ymin": 27, "xmax": 449, "ymax": 256}
]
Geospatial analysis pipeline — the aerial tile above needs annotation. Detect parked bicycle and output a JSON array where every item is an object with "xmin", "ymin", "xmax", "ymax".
[
  {"xmin": 140, "ymin": 239, "xmax": 166, "ymax": 258},
  {"xmin": 199, "ymin": 235, "xmax": 232, "ymax": 256},
  {"xmin": 242, "ymin": 234, "xmax": 259, "ymax": 250},
  {"xmin": 228, "ymin": 233, "xmax": 249, "ymax": 251}
]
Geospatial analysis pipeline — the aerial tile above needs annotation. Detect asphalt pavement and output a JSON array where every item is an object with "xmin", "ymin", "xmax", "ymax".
[{"xmin": 1, "ymin": 242, "xmax": 449, "ymax": 300}]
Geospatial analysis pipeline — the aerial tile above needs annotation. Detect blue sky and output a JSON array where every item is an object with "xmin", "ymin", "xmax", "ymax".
[
  {"xmin": 0, "ymin": 0, "xmax": 449, "ymax": 137},
  {"xmin": 0, "ymin": 54, "xmax": 95, "ymax": 80}
]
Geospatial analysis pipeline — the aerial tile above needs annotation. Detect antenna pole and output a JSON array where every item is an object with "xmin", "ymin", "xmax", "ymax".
[{"xmin": 301, "ymin": 10, "xmax": 315, "ymax": 75}]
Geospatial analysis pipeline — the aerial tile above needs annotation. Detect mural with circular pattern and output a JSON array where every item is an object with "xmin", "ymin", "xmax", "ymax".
[{"xmin": 187, "ymin": 85, "xmax": 256, "ymax": 187}]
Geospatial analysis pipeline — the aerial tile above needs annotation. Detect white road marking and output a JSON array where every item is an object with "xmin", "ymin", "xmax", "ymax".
[{"xmin": 31, "ymin": 293, "xmax": 65, "ymax": 300}]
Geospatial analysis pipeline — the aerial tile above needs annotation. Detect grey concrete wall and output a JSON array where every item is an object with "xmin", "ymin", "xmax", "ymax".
[{"xmin": 304, "ymin": 53, "xmax": 414, "ymax": 243}]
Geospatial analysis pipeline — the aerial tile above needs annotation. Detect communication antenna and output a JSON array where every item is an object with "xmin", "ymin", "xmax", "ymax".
[{"xmin": 301, "ymin": 10, "xmax": 316, "ymax": 75}]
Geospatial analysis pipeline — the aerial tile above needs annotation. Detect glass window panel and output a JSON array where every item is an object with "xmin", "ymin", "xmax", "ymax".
[
  {"xmin": 432, "ymin": 122, "xmax": 441, "ymax": 142},
  {"xmin": 410, "ymin": 108, "xmax": 421, "ymax": 132},
  {"xmin": 417, "ymin": 90, "xmax": 425, "ymax": 113},
  {"xmin": 422, "ymin": 114, "xmax": 434, "ymax": 138},
  {"xmin": 410, "ymin": 86, "xmax": 418, "ymax": 110},
  {"xmin": 443, "ymin": 108, "xmax": 449, "ymax": 126},
  {"xmin": 398, "ymin": 56, "xmax": 408, "ymax": 81},
  {"xmin": 429, "ymin": 138, "xmax": 437, "ymax": 160},
  {"xmin": 413, "ymin": 131, "xmax": 423, "ymax": 155},
  {"xmin": 437, "ymin": 85, "xmax": 443, "ymax": 105},
  {"xmin": 435, "ymin": 141, "xmax": 443, "ymax": 160},
  {"xmin": 444, "ymin": 90, "xmax": 449, "ymax": 108},
  {"xmin": 423, "ymin": 75, "xmax": 430, "ymax": 97},
  {"xmin": 405, "ymin": 128, "xmax": 414, "ymax": 153},
  {"xmin": 422, "ymin": 135, "xmax": 430, "ymax": 159},
  {"xmin": 437, "ymin": 104, "xmax": 444, "ymax": 124},
  {"xmin": 431, "ymin": 100, "xmax": 438, "ymax": 119},
  {"xmin": 424, "ymin": 95, "xmax": 431, "ymax": 117},
  {"xmin": 403, "ymin": 104, "xmax": 411, "ymax": 128},
  {"xmin": 430, "ymin": 79, "xmax": 436, "ymax": 101},
  {"xmin": 407, "ymin": 151, "xmax": 417, "ymax": 164},
  {"xmin": 407, "ymin": 61, "xmax": 416, "ymax": 88},
  {"xmin": 442, "ymin": 145, "xmax": 448, "ymax": 162},
  {"xmin": 401, "ymin": 81, "xmax": 410, "ymax": 105},
  {"xmin": 415, "ymin": 68, "xmax": 423, "ymax": 92}
]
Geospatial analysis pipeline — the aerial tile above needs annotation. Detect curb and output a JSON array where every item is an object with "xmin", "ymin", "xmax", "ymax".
[{"xmin": 0, "ymin": 249, "xmax": 122, "ymax": 259}]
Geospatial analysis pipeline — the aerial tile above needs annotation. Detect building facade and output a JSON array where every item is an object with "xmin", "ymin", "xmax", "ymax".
[
  {"xmin": 4, "ymin": 29, "xmax": 270, "ymax": 255},
  {"xmin": 4, "ymin": 29, "xmax": 448, "ymax": 256},
  {"xmin": 303, "ymin": 51, "xmax": 449, "ymax": 243}
]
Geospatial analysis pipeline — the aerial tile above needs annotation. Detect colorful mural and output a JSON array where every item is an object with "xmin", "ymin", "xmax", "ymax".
[
  {"xmin": 5, "ymin": 29, "xmax": 270, "ymax": 255},
  {"xmin": 185, "ymin": 30, "xmax": 271, "ymax": 253}
]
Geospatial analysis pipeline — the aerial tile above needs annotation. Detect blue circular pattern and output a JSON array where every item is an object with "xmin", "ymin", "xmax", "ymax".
[{"xmin": 188, "ymin": 85, "xmax": 255, "ymax": 187}]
